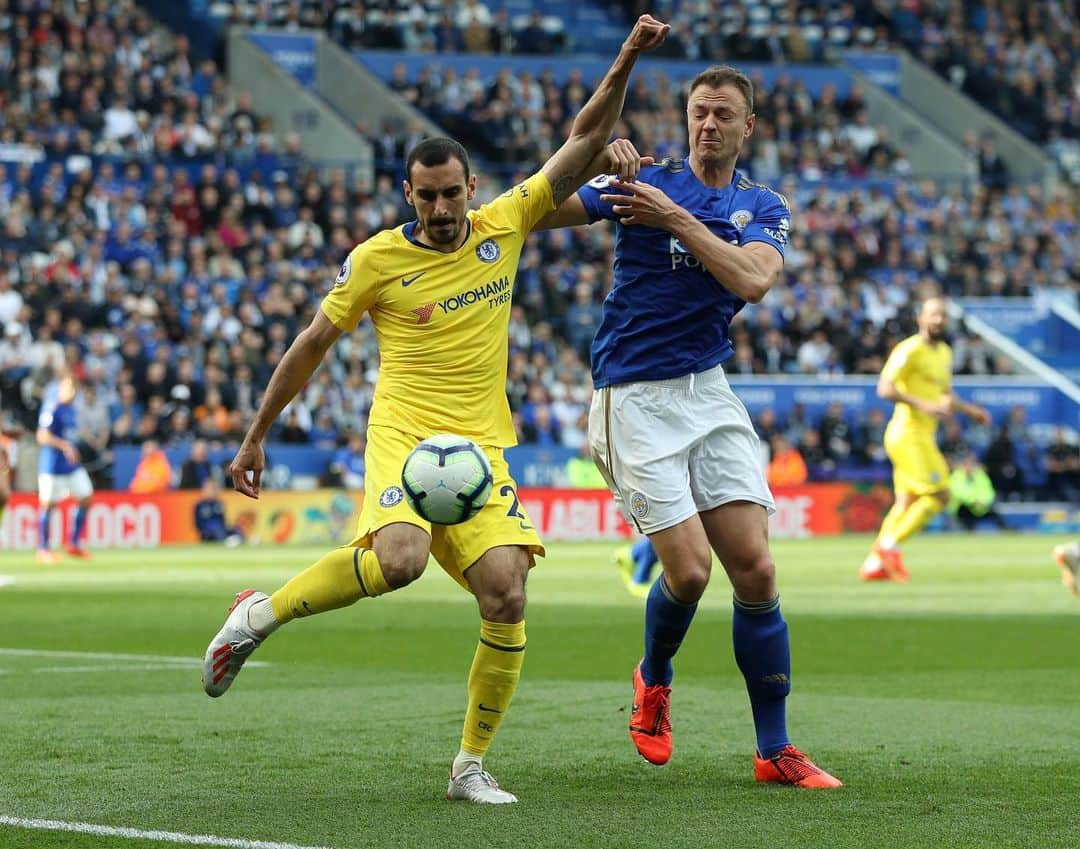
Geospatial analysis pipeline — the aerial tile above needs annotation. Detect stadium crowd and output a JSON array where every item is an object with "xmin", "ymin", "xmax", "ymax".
[{"xmin": 0, "ymin": 0, "xmax": 1076, "ymax": 499}]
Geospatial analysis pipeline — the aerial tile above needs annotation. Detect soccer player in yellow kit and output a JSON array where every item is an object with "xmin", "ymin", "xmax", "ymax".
[
  {"xmin": 200, "ymin": 15, "xmax": 670, "ymax": 804},
  {"xmin": 860, "ymin": 296, "xmax": 990, "ymax": 581}
]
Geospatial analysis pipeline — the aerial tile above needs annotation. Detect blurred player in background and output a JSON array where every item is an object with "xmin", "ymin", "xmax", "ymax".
[
  {"xmin": 614, "ymin": 537, "xmax": 660, "ymax": 598},
  {"xmin": 36, "ymin": 375, "xmax": 94, "ymax": 563},
  {"xmin": 537, "ymin": 65, "xmax": 840, "ymax": 788},
  {"xmin": 201, "ymin": 15, "xmax": 669, "ymax": 805},
  {"xmin": 1053, "ymin": 541, "xmax": 1079, "ymax": 596},
  {"xmin": 0, "ymin": 415, "xmax": 15, "ymax": 527},
  {"xmin": 861, "ymin": 297, "xmax": 990, "ymax": 582}
]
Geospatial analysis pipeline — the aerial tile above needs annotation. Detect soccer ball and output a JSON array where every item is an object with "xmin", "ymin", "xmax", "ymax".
[{"xmin": 401, "ymin": 434, "xmax": 494, "ymax": 525}]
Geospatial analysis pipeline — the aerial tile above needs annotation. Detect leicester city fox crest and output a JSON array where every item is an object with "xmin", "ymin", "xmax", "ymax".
[{"xmin": 729, "ymin": 209, "xmax": 754, "ymax": 232}]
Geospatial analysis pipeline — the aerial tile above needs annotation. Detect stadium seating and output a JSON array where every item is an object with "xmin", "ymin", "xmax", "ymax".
[{"xmin": 0, "ymin": 1, "xmax": 1074, "ymax": 499}]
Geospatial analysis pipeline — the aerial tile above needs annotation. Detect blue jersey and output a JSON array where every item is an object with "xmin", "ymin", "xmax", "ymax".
[
  {"xmin": 38, "ymin": 400, "xmax": 80, "ymax": 475},
  {"xmin": 577, "ymin": 163, "xmax": 789, "ymax": 387}
]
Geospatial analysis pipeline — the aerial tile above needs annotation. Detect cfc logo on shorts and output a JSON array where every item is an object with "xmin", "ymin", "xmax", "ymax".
[
  {"xmin": 379, "ymin": 486, "xmax": 404, "ymax": 507},
  {"xmin": 629, "ymin": 491, "xmax": 650, "ymax": 518},
  {"xmin": 475, "ymin": 239, "xmax": 500, "ymax": 263}
]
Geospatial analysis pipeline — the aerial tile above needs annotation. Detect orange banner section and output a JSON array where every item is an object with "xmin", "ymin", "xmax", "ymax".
[{"xmin": 0, "ymin": 484, "xmax": 892, "ymax": 550}]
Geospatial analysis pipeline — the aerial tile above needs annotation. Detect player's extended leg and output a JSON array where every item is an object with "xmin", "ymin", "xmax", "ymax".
[
  {"xmin": 36, "ymin": 474, "xmax": 60, "ymax": 564},
  {"xmin": 702, "ymin": 500, "xmax": 841, "ymax": 789},
  {"xmin": 202, "ymin": 522, "xmax": 427, "ymax": 696},
  {"xmin": 65, "ymin": 493, "xmax": 92, "ymax": 559},
  {"xmin": 629, "ymin": 516, "xmax": 710, "ymax": 766},
  {"xmin": 861, "ymin": 492, "xmax": 912, "ymax": 581},
  {"xmin": 446, "ymin": 544, "xmax": 530, "ymax": 805}
]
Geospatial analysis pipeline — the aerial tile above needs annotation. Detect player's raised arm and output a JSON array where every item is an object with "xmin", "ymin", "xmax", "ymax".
[
  {"xmin": 539, "ymin": 14, "xmax": 668, "ymax": 208},
  {"xmin": 229, "ymin": 310, "xmax": 342, "ymax": 498}
]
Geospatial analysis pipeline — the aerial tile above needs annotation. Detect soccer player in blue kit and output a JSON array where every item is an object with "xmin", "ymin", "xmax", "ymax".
[
  {"xmin": 36, "ymin": 375, "xmax": 94, "ymax": 563},
  {"xmin": 537, "ymin": 65, "xmax": 841, "ymax": 787}
]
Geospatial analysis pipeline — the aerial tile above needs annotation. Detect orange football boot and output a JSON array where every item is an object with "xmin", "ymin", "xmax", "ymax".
[
  {"xmin": 629, "ymin": 662, "xmax": 672, "ymax": 765},
  {"xmin": 36, "ymin": 549, "xmax": 61, "ymax": 564},
  {"xmin": 754, "ymin": 745, "xmax": 843, "ymax": 788},
  {"xmin": 877, "ymin": 546, "xmax": 909, "ymax": 582},
  {"xmin": 64, "ymin": 544, "xmax": 91, "ymax": 559}
]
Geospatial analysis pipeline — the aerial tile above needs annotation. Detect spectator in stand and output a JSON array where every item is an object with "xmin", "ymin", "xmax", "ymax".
[
  {"xmin": 766, "ymin": 435, "xmax": 808, "ymax": 488},
  {"xmin": 566, "ymin": 441, "xmax": 607, "ymax": 488},
  {"xmin": 984, "ymin": 425, "xmax": 1025, "ymax": 502},
  {"xmin": 130, "ymin": 439, "xmax": 173, "ymax": 494},
  {"xmin": 948, "ymin": 452, "xmax": 1010, "ymax": 532},
  {"xmin": 1044, "ymin": 427, "xmax": 1080, "ymax": 502},
  {"xmin": 194, "ymin": 478, "xmax": 243, "ymax": 546},
  {"xmin": 329, "ymin": 434, "xmax": 366, "ymax": 490},
  {"xmin": 798, "ymin": 429, "xmax": 834, "ymax": 482},
  {"xmin": 180, "ymin": 439, "xmax": 216, "ymax": 490}
]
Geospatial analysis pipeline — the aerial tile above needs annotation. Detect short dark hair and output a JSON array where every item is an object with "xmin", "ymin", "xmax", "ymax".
[
  {"xmin": 688, "ymin": 65, "xmax": 754, "ymax": 116},
  {"xmin": 405, "ymin": 137, "xmax": 470, "ymax": 183}
]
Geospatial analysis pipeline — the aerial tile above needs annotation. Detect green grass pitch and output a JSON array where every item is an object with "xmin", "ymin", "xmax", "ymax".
[{"xmin": 1, "ymin": 534, "xmax": 1078, "ymax": 849}]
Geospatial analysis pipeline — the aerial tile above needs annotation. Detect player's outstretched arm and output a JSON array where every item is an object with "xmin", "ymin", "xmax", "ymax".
[
  {"xmin": 539, "ymin": 14, "xmax": 668, "ymax": 208},
  {"xmin": 229, "ymin": 310, "xmax": 342, "ymax": 498}
]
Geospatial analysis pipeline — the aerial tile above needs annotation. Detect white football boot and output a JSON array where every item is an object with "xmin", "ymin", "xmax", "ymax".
[
  {"xmin": 445, "ymin": 763, "xmax": 518, "ymax": 804},
  {"xmin": 202, "ymin": 589, "xmax": 268, "ymax": 697}
]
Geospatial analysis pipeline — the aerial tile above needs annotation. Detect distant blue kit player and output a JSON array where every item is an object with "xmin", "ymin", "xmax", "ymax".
[{"xmin": 36, "ymin": 376, "xmax": 94, "ymax": 562}]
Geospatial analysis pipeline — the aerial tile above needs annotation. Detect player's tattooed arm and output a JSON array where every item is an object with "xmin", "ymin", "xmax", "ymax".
[{"xmin": 539, "ymin": 15, "xmax": 668, "ymax": 208}]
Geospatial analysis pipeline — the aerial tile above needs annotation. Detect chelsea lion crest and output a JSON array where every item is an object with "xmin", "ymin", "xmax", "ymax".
[
  {"xmin": 476, "ymin": 239, "xmax": 500, "ymax": 263},
  {"xmin": 379, "ymin": 486, "xmax": 404, "ymax": 508},
  {"xmin": 730, "ymin": 209, "xmax": 754, "ymax": 232}
]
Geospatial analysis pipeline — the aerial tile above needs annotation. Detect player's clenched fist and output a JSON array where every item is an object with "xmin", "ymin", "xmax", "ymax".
[
  {"xmin": 624, "ymin": 14, "xmax": 669, "ymax": 53},
  {"xmin": 601, "ymin": 139, "xmax": 654, "ymax": 182}
]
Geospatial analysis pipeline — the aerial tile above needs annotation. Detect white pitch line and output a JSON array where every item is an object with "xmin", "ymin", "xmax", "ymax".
[
  {"xmin": 0, "ymin": 648, "xmax": 269, "ymax": 667},
  {"xmin": 0, "ymin": 816, "xmax": 333, "ymax": 849},
  {"xmin": 0, "ymin": 575, "xmax": 14, "ymax": 588},
  {"xmin": 35, "ymin": 664, "xmax": 212, "ymax": 674}
]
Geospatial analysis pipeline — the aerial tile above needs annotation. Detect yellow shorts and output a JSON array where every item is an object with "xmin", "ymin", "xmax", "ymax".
[
  {"xmin": 884, "ymin": 424, "xmax": 949, "ymax": 497},
  {"xmin": 349, "ymin": 425, "xmax": 544, "ymax": 591}
]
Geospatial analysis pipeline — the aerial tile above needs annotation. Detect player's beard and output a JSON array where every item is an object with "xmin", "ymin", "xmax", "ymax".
[
  {"xmin": 926, "ymin": 326, "xmax": 947, "ymax": 342},
  {"xmin": 425, "ymin": 216, "xmax": 461, "ymax": 245}
]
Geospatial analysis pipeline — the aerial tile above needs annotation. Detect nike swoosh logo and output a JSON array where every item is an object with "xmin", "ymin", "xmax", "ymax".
[
  {"xmin": 402, "ymin": 272, "xmax": 426, "ymax": 287},
  {"xmin": 477, "ymin": 703, "xmax": 502, "ymax": 713}
]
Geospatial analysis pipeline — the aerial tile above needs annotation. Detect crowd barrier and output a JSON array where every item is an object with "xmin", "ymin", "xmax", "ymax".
[{"xmin": 3, "ymin": 485, "xmax": 1074, "ymax": 551}]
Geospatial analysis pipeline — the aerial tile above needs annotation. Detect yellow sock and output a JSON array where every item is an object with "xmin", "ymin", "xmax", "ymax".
[
  {"xmin": 889, "ymin": 495, "xmax": 944, "ymax": 545},
  {"xmin": 460, "ymin": 620, "xmax": 526, "ymax": 758},
  {"xmin": 270, "ymin": 547, "xmax": 390, "ymax": 624},
  {"xmin": 874, "ymin": 501, "xmax": 906, "ymax": 547}
]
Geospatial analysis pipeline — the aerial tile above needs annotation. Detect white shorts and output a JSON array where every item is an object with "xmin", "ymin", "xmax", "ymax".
[
  {"xmin": 38, "ymin": 468, "xmax": 94, "ymax": 505},
  {"xmin": 588, "ymin": 362, "xmax": 774, "ymax": 535}
]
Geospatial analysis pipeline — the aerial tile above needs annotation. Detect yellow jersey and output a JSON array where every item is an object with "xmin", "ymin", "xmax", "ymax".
[
  {"xmin": 321, "ymin": 171, "xmax": 555, "ymax": 447},
  {"xmin": 881, "ymin": 334, "xmax": 953, "ymax": 435}
]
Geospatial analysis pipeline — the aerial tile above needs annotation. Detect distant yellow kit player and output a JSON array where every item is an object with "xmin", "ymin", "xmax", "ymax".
[
  {"xmin": 861, "ymin": 296, "xmax": 990, "ymax": 581},
  {"xmin": 199, "ymin": 15, "xmax": 671, "ymax": 805}
]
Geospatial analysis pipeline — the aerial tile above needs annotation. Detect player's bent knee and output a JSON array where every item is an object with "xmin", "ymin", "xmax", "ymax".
[
  {"xmin": 728, "ymin": 553, "xmax": 777, "ymax": 602},
  {"xmin": 378, "ymin": 552, "xmax": 427, "ymax": 589},
  {"xmin": 477, "ymin": 584, "xmax": 526, "ymax": 623}
]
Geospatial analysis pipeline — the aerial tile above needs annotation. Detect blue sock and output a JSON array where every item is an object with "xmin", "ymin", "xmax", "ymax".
[
  {"xmin": 733, "ymin": 595, "xmax": 791, "ymax": 759},
  {"xmin": 631, "ymin": 537, "xmax": 659, "ymax": 584},
  {"xmin": 72, "ymin": 506, "xmax": 88, "ymax": 546},
  {"xmin": 641, "ymin": 575, "xmax": 698, "ymax": 687},
  {"xmin": 39, "ymin": 508, "xmax": 51, "ymax": 550}
]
